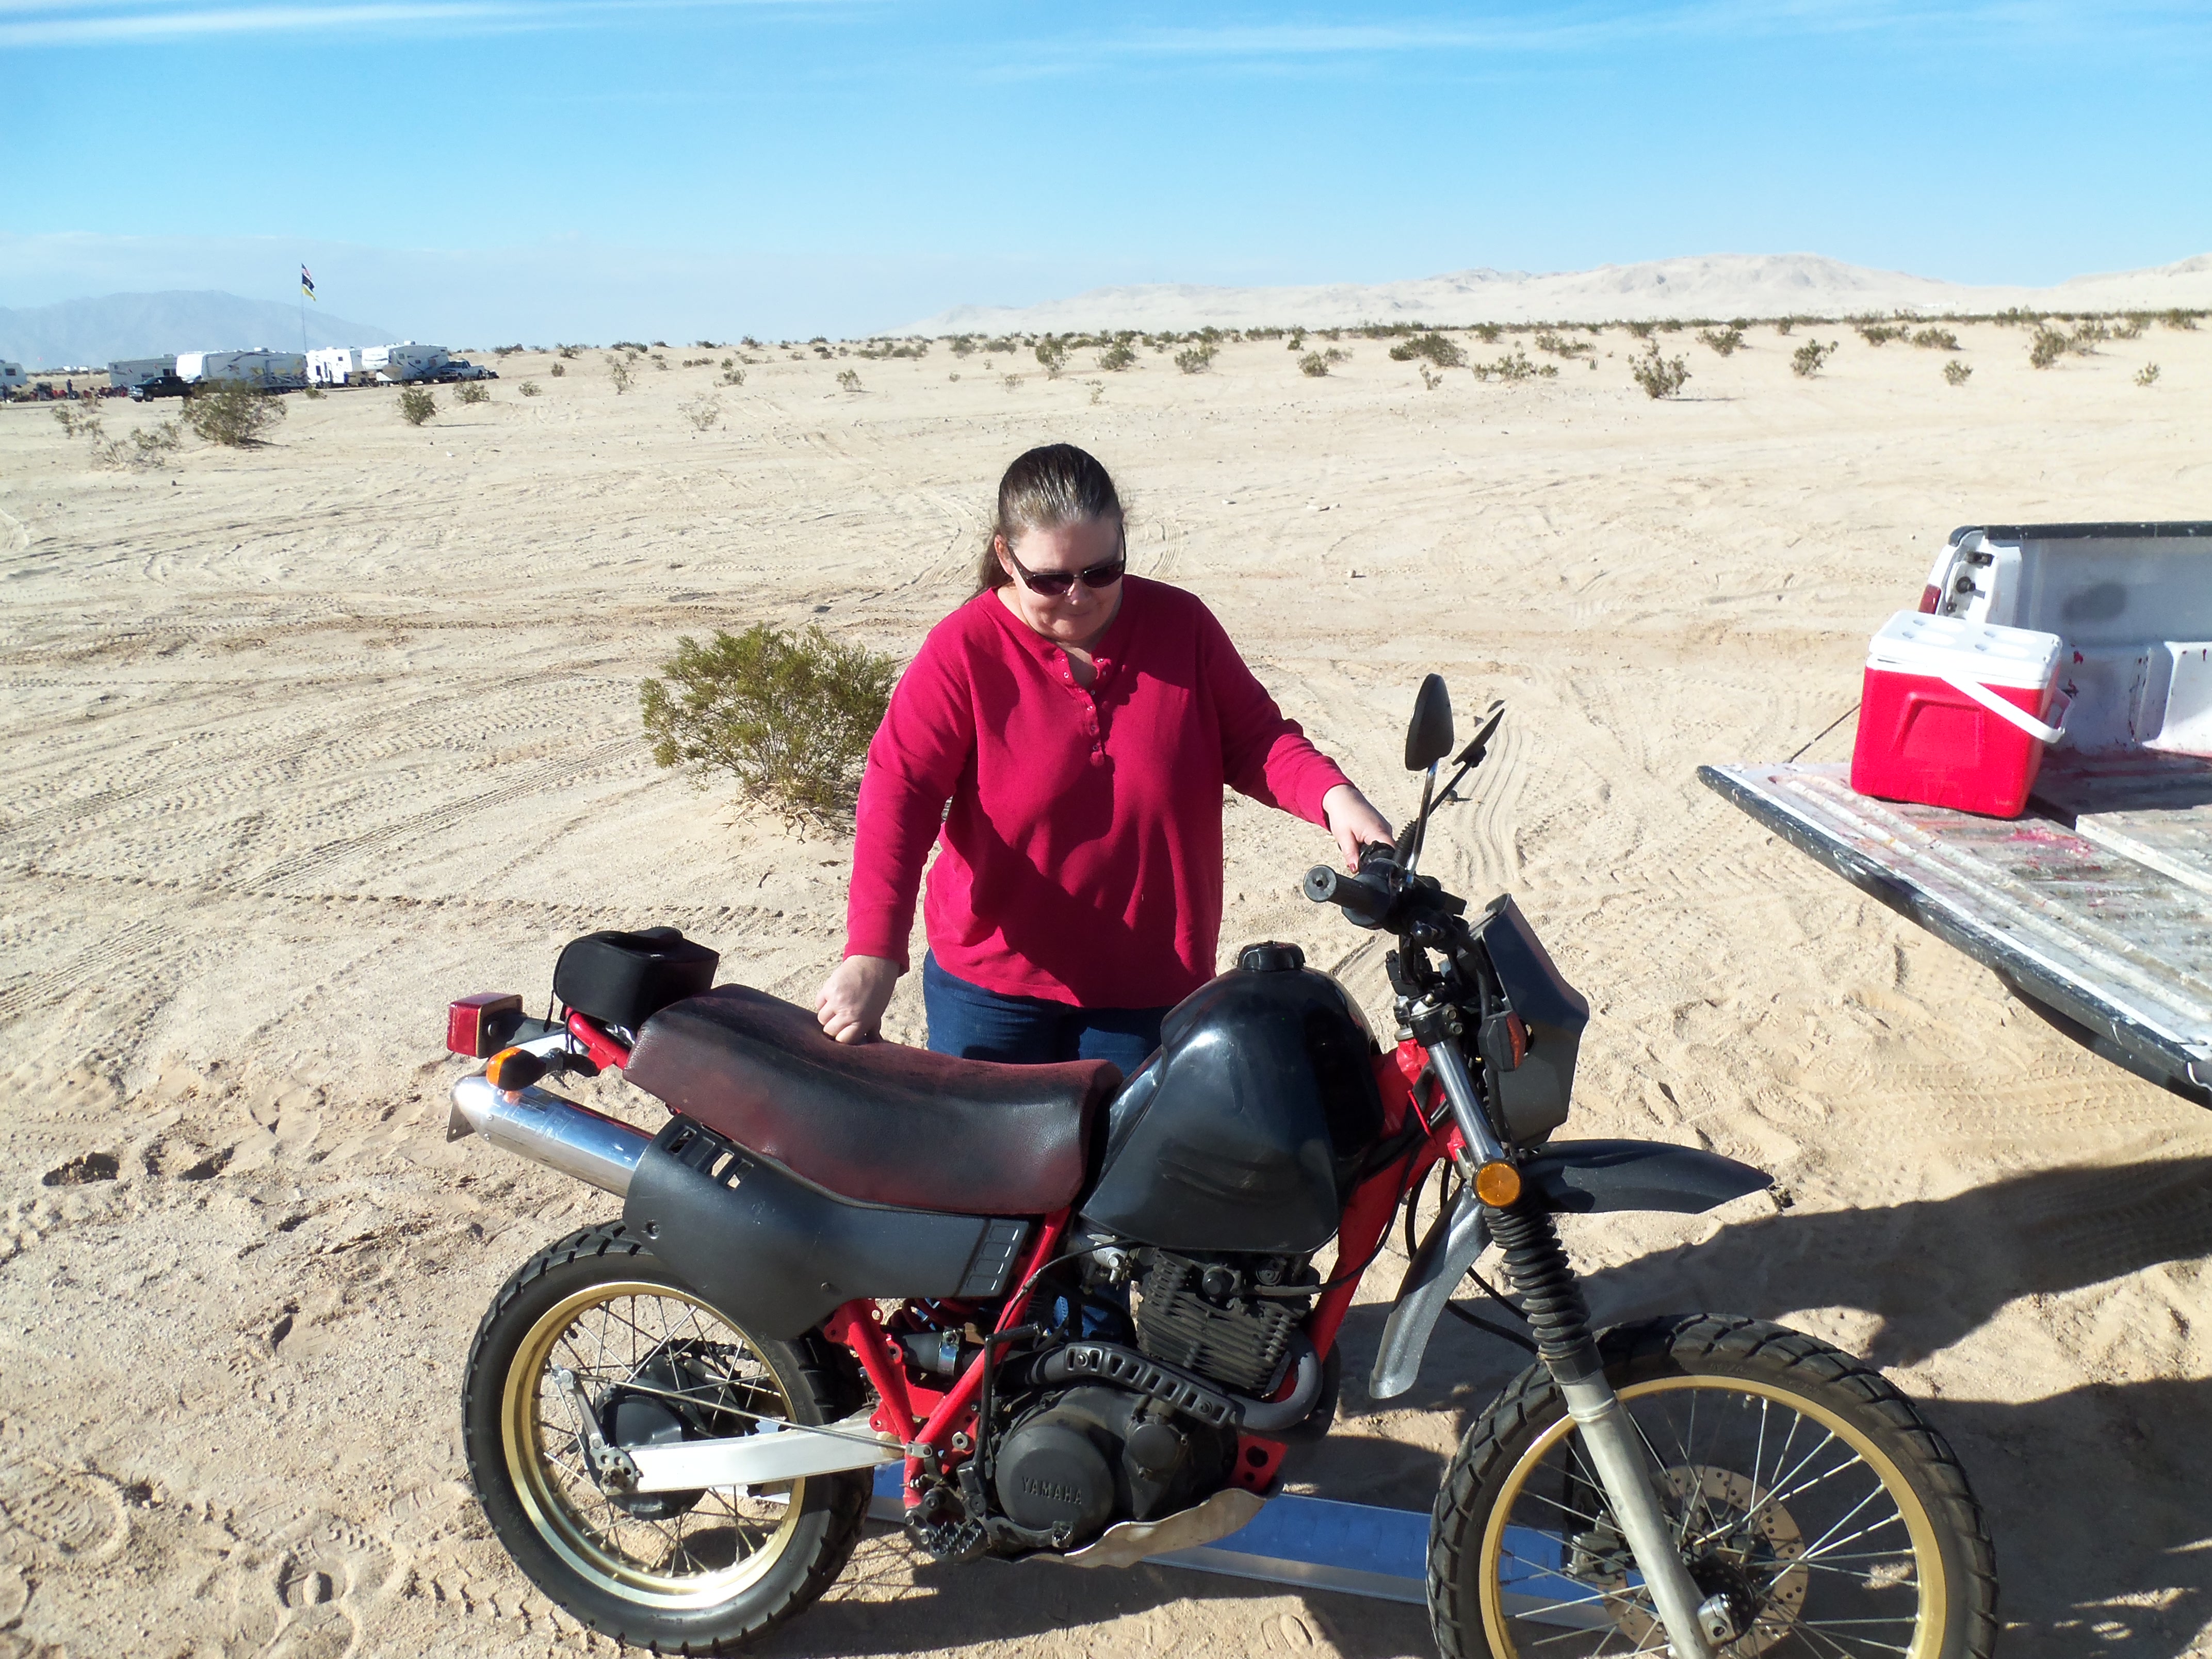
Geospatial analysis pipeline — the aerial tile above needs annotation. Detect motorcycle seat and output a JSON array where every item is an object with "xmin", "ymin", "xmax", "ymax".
[{"xmin": 624, "ymin": 985, "xmax": 1122, "ymax": 1216}]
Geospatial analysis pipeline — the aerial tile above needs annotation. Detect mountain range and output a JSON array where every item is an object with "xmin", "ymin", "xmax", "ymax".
[
  {"xmin": 908, "ymin": 251, "xmax": 2212, "ymax": 334},
  {"xmin": 0, "ymin": 290, "xmax": 395, "ymax": 368}
]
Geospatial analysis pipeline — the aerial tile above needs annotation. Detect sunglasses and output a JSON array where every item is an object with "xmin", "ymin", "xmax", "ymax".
[{"xmin": 1006, "ymin": 543, "xmax": 1126, "ymax": 597}]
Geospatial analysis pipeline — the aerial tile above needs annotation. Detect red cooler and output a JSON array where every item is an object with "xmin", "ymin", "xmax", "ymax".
[{"xmin": 1850, "ymin": 611, "xmax": 2068, "ymax": 818}]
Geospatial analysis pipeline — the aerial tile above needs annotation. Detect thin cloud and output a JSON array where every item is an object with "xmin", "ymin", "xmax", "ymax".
[{"xmin": 0, "ymin": 0, "xmax": 843, "ymax": 45}]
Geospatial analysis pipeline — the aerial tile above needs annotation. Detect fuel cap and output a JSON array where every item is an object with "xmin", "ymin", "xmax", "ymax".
[{"xmin": 1237, "ymin": 941, "xmax": 1306, "ymax": 973}]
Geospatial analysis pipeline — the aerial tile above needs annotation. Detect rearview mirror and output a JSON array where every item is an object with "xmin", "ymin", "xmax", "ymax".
[{"xmin": 1404, "ymin": 674, "xmax": 1454, "ymax": 771}]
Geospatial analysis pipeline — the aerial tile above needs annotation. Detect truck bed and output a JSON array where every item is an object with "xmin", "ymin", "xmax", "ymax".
[{"xmin": 1700, "ymin": 753, "xmax": 2212, "ymax": 1106}]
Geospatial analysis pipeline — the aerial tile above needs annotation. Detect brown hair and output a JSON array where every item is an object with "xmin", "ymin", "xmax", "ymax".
[{"xmin": 975, "ymin": 443, "xmax": 1125, "ymax": 592}]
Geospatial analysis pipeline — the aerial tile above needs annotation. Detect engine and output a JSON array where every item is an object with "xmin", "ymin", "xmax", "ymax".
[{"xmin": 1129, "ymin": 1249, "xmax": 1314, "ymax": 1396}]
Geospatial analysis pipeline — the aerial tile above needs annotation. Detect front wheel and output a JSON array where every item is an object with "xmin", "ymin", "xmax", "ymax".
[
  {"xmin": 461, "ymin": 1224, "xmax": 868, "ymax": 1653},
  {"xmin": 1430, "ymin": 1315, "xmax": 1996, "ymax": 1659}
]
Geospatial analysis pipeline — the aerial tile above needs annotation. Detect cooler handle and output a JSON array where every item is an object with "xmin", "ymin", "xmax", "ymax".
[{"xmin": 1940, "ymin": 674, "xmax": 2069, "ymax": 746}]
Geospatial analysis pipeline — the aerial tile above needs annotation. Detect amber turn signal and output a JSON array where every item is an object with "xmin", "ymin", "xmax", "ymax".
[
  {"xmin": 485, "ymin": 1047, "xmax": 548, "ymax": 1093},
  {"xmin": 1473, "ymin": 1160, "xmax": 1522, "ymax": 1207}
]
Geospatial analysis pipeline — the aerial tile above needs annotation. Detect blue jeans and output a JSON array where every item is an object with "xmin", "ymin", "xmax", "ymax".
[{"xmin": 922, "ymin": 953, "xmax": 1166, "ymax": 1077}]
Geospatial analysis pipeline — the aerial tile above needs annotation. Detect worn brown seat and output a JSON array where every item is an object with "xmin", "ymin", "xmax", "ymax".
[{"xmin": 624, "ymin": 985, "xmax": 1121, "ymax": 1216}]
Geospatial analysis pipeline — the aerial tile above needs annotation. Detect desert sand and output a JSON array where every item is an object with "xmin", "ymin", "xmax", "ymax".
[{"xmin": 3, "ymin": 319, "xmax": 2209, "ymax": 1659}]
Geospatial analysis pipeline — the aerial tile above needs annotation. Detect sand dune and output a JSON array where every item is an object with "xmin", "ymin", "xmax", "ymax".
[
  {"xmin": 911, "ymin": 250, "xmax": 2212, "ymax": 333},
  {"xmin": 2, "ymin": 318, "xmax": 2209, "ymax": 1657}
]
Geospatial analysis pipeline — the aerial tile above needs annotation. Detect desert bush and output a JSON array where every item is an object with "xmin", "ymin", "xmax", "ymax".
[
  {"xmin": 53, "ymin": 401, "xmax": 104, "ymax": 440},
  {"xmin": 1032, "ymin": 337, "xmax": 1069, "ymax": 379},
  {"xmin": 1419, "ymin": 365, "xmax": 1444, "ymax": 391},
  {"xmin": 398, "ymin": 387, "xmax": 437, "ymax": 426},
  {"xmin": 1388, "ymin": 332, "xmax": 1468, "ymax": 368},
  {"xmin": 1911, "ymin": 328, "xmax": 1960, "ymax": 350},
  {"xmin": 1532, "ymin": 330, "xmax": 1592, "ymax": 360},
  {"xmin": 2113, "ymin": 315, "xmax": 2146, "ymax": 340},
  {"xmin": 1855, "ymin": 322, "xmax": 1906, "ymax": 346},
  {"xmin": 1099, "ymin": 341, "xmax": 1138, "ymax": 371},
  {"xmin": 836, "ymin": 368, "xmax": 861, "ymax": 392},
  {"xmin": 612, "ymin": 340, "xmax": 646, "ymax": 354},
  {"xmin": 640, "ymin": 623, "xmax": 897, "ymax": 828},
  {"xmin": 519, "ymin": 380, "xmax": 542, "ymax": 397},
  {"xmin": 1286, "ymin": 329, "xmax": 1306, "ymax": 351},
  {"xmin": 456, "ymin": 381, "xmax": 490, "ymax": 405},
  {"xmin": 680, "ymin": 356, "xmax": 712, "ymax": 368},
  {"xmin": 495, "ymin": 344, "xmax": 524, "ymax": 356},
  {"xmin": 951, "ymin": 335, "xmax": 978, "ymax": 356},
  {"xmin": 1174, "ymin": 345, "xmax": 1216, "ymax": 375},
  {"xmin": 2162, "ymin": 309, "xmax": 2199, "ymax": 331},
  {"xmin": 720, "ymin": 365, "xmax": 747, "ymax": 387},
  {"xmin": 1625, "ymin": 321, "xmax": 1655, "ymax": 339},
  {"xmin": 680, "ymin": 393, "xmax": 722, "ymax": 430},
  {"xmin": 608, "ymin": 357, "xmax": 634, "ymax": 394},
  {"xmin": 186, "ymin": 381, "xmax": 288, "ymax": 445},
  {"xmin": 1631, "ymin": 344, "xmax": 1691, "ymax": 399},
  {"xmin": 1791, "ymin": 340, "xmax": 1837, "ymax": 378},
  {"xmin": 1472, "ymin": 349, "xmax": 1555, "ymax": 383},
  {"xmin": 550, "ymin": 361, "xmax": 566, "ymax": 378},
  {"xmin": 1298, "ymin": 352, "xmax": 1330, "ymax": 378},
  {"xmin": 557, "ymin": 345, "xmax": 580, "ymax": 359},
  {"xmin": 1774, "ymin": 318, "xmax": 1795, "ymax": 336},
  {"xmin": 1324, "ymin": 346, "xmax": 1349, "ymax": 364},
  {"xmin": 2137, "ymin": 363, "xmax": 2161, "ymax": 387},
  {"xmin": 1944, "ymin": 360, "xmax": 1974, "ymax": 386},
  {"xmin": 2028, "ymin": 326, "xmax": 2069, "ymax": 369},
  {"xmin": 1087, "ymin": 381, "xmax": 1105, "ymax": 405},
  {"xmin": 1002, "ymin": 373, "xmax": 1022, "ymax": 392},
  {"xmin": 1471, "ymin": 323, "xmax": 1501, "ymax": 343},
  {"xmin": 1697, "ymin": 326, "xmax": 1746, "ymax": 356}
]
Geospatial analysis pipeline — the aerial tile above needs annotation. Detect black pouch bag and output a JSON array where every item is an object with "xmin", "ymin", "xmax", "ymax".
[{"xmin": 554, "ymin": 926, "xmax": 720, "ymax": 1033}]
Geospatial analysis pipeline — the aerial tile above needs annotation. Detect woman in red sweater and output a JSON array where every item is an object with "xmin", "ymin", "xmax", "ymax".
[{"xmin": 815, "ymin": 444, "xmax": 1392, "ymax": 1069}]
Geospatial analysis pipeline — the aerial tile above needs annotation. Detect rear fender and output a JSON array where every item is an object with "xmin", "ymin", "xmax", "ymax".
[{"xmin": 1366, "ymin": 1138, "xmax": 1768, "ymax": 1402}]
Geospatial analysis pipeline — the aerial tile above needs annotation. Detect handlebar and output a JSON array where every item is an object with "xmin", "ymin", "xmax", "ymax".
[{"xmin": 1302, "ymin": 841, "xmax": 1400, "ymax": 930}]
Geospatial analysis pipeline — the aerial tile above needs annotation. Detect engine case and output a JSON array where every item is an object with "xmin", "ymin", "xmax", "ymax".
[
  {"xmin": 1131, "ymin": 1252, "xmax": 1309, "ymax": 1396},
  {"xmin": 1079, "ymin": 963, "xmax": 1384, "ymax": 1254},
  {"xmin": 992, "ymin": 1385, "xmax": 1231, "ymax": 1541}
]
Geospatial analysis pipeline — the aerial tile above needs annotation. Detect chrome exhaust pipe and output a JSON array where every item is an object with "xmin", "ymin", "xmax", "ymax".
[{"xmin": 448, "ymin": 1072, "xmax": 652, "ymax": 1196}]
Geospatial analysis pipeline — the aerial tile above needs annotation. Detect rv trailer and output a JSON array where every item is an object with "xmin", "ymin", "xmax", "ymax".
[
  {"xmin": 360, "ymin": 341, "xmax": 449, "ymax": 383},
  {"xmin": 306, "ymin": 347, "xmax": 362, "ymax": 386},
  {"xmin": 174, "ymin": 350, "xmax": 307, "ymax": 391},
  {"xmin": 108, "ymin": 356, "xmax": 178, "ymax": 391}
]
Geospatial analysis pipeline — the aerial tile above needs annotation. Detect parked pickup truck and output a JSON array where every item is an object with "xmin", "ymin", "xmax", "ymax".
[
  {"xmin": 1703, "ymin": 522, "xmax": 2211, "ymax": 1108},
  {"xmin": 434, "ymin": 360, "xmax": 497, "ymax": 382}
]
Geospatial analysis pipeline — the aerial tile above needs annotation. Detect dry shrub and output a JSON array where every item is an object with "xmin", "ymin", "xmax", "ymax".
[
  {"xmin": 398, "ymin": 387, "xmax": 437, "ymax": 426},
  {"xmin": 1631, "ymin": 344, "xmax": 1690, "ymax": 399},
  {"xmin": 1388, "ymin": 332, "xmax": 1467, "ymax": 368},
  {"xmin": 2028, "ymin": 326, "xmax": 2069, "ymax": 369},
  {"xmin": 1697, "ymin": 327, "xmax": 1746, "ymax": 356},
  {"xmin": 1911, "ymin": 328, "xmax": 1960, "ymax": 350},
  {"xmin": 519, "ymin": 380, "xmax": 542, "ymax": 396},
  {"xmin": 1944, "ymin": 360, "xmax": 1973, "ymax": 386},
  {"xmin": 455, "ymin": 381, "xmax": 490, "ymax": 405},
  {"xmin": 186, "ymin": 381, "xmax": 287, "ymax": 445},
  {"xmin": 1299, "ymin": 352, "xmax": 1330, "ymax": 378},
  {"xmin": 2136, "ymin": 363, "xmax": 2161, "ymax": 387},
  {"xmin": 1174, "ymin": 345, "xmax": 1216, "ymax": 375},
  {"xmin": 1099, "ymin": 341, "xmax": 1138, "ymax": 371},
  {"xmin": 720, "ymin": 366, "xmax": 747, "ymax": 387},
  {"xmin": 550, "ymin": 362, "xmax": 566, "ymax": 378},
  {"xmin": 1035, "ymin": 338, "xmax": 1070, "ymax": 378},
  {"xmin": 836, "ymin": 368, "xmax": 861, "ymax": 392},
  {"xmin": 1472, "ymin": 349, "xmax": 1555, "ymax": 383},
  {"xmin": 641, "ymin": 624, "xmax": 896, "ymax": 828},
  {"xmin": 608, "ymin": 357, "xmax": 634, "ymax": 394},
  {"xmin": 1791, "ymin": 340, "xmax": 1837, "ymax": 379},
  {"xmin": 1855, "ymin": 322, "xmax": 1906, "ymax": 346}
]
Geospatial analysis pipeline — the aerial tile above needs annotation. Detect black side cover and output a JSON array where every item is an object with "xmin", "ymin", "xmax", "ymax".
[
  {"xmin": 623, "ymin": 1117, "xmax": 1029, "ymax": 1340},
  {"xmin": 1523, "ymin": 1139, "xmax": 1770, "ymax": 1214}
]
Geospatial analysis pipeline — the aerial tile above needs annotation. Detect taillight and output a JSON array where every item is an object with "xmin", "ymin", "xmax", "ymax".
[
  {"xmin": 1918, "ymin": 583, "xmax": 1941, "ymax": 614},
  {"xmin": 448, "ymin": 993, "xmax": 522, "ymax": 1058}
]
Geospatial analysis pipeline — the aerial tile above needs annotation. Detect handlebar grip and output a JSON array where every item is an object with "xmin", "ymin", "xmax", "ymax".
[{"xmin": 1303, "ymin": 861, "xmax": 1395, "ymax": 927}]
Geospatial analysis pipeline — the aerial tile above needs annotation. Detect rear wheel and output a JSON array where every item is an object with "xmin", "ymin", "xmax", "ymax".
[
  {"xmin": 462, "ymin": 1224, "xmax": 867, "ymax": 1652},
  {"xmin": 1430, "ymin": 1315, "xmax": 1996, "ymax": 1658}
]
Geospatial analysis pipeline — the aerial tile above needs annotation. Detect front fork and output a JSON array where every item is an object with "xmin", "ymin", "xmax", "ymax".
[
  {"xmin": 1423, "ymin": 1037, "xmax": 1719, "ymax": 1658},
  {"xmin": 1488, "ymin": 1200, "xmax": 1720, "ymax": 1659}
]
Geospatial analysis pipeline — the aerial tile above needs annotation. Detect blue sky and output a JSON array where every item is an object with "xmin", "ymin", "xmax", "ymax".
[{"xmin": 5, "ymin": 2, "xmax": 2208, "ymax": 341}]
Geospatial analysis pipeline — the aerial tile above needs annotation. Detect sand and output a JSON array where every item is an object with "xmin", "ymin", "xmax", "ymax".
[{"xmin": 3, "ymin": 321, "xmax": 2209, "ymax": 1659}]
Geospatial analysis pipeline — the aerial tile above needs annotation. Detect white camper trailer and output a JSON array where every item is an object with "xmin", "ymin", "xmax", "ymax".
[
  {"xmin": 306, "ymin": 347, "xmax": 362, "ymax": 386},
  {"xmin": 360, "ymin": 341, "xmax": 449, "ymax": 383},
  {"xmin": 175, "ymin": 350, "xmax": 307, "ymax": 390},
  {"xmin": 1, "ymin": 362, "xmax": 25, "ymax": 393},
  {"xmin": 108, "ymin": 356, "xmax": 177, "ymax": 391}
]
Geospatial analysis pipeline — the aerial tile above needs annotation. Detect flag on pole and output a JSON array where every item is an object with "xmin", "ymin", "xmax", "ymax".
[{"xmin": 301, "ymin": 264, "xmax": 317, "ymax": 301}]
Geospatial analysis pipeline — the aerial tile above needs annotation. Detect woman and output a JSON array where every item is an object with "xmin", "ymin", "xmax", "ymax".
[{"xmin": 815, "ymin": 444, "xmax": 1393, "ymax": 1071}]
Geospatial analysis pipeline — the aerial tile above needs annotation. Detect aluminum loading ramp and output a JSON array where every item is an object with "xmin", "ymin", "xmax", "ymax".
[{"xmin": 1700, "ymin": 757, "xmax": 2212, "ymax": 1107}]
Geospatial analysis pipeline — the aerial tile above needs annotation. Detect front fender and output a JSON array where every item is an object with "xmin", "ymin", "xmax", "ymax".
[{"xmin": 1366, "ymin": 1138, "xmax": 1768, "ymax": 1402}]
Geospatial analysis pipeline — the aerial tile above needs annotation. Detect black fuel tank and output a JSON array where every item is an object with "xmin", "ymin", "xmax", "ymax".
[{"xmin": 1078, "ymin": 959, "xmax": 1384, "ymax": 1254}]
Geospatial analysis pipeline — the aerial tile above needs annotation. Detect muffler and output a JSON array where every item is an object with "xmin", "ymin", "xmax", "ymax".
[{"xmin": 448, "ymin": 1072, "xmax": 651, "ymax": 1196}]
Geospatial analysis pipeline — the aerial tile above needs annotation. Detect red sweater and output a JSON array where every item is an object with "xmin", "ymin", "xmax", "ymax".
[{"xmin": 844, "ymin": 577, "xmax": 1352, "ymax": 1007}]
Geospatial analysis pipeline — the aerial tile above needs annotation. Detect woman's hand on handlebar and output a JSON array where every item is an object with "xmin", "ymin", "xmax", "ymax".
[
  {"xmin": 1322, "ymin": 784, "xmax": 1395, "ymax": 872},
  {"xmin": 816, "ymin": 954, "xmax": 900, "ymax": 1044}
]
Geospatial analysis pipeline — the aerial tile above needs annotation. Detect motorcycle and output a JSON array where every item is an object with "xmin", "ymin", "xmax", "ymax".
[{"xmin": 441, "ymin": 677, "xmax": 1996, "ymax": 1658}]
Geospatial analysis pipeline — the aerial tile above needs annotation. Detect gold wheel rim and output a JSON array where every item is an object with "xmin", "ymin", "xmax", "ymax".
[
  {"xmin": 500, "ymin": 1278, "xmax": 805, "ymax": 1608},
  {"xmin": 1476, "ymin": 1374, "xmax": 1948, "ymax": 1658}
]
